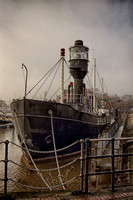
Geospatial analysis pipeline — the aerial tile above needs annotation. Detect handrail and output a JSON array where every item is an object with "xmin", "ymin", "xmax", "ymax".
[
  {"xmin": 0, "ymin": 136, "xmax": 133, "ymax": 196},
  {"xmin": 84, "ymin": 137, "xmax": 133, "ymax": 193},
  {"xmin": 0, "ymin": 139, "xmax": 81, "ymax": 196}
]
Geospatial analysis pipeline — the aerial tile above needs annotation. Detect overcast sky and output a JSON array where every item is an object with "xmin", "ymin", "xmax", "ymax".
[{"xmin": 0, "ymin": 0, "xmax": 133, "ymax": 101}]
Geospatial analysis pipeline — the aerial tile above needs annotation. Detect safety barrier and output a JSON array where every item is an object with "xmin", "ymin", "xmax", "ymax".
[
  {"xmin": 0, "ymin": 139, "xmax": 81, "ymax": 197},
  {"xmin": 1, "ymin": 136, "xmax": 133, "ymax": 197},
  {"xmin": 83, "ymin": 137, "xmax": 133, "ymax": 194}
]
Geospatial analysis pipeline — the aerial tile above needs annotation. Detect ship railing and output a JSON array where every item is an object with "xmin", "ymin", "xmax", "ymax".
[
  {"xmin": 97, "ymin": 119, "xmax": 123, "ymax": 156},
  {"xmin": 97, "ymin": 115, "xmax": 111, "ymax": 125},
  {"xmin": 84, "ymin": 137, "xmax": 133, "ymax": 194},
  {"xmin": 67, "ymin": 94, "xmax": 88, "ymax": 104}
]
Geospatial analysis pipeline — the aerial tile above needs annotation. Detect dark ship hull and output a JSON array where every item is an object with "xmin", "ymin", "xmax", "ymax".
[{"xmin": 10, "ymin": 98, "xmax": 110, "ymax": 160}]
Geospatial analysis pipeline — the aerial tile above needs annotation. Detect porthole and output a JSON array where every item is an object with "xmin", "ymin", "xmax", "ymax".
[{"xmin": 45, "ymin": 135, "xmax": 52, "ymax": 144}]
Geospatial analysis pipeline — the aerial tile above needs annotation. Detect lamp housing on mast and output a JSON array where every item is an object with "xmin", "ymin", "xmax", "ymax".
[
  {"xmin": 61, "ymin": 48, "xmax": 65, "ymax": 57},
  {"xmin": 69, "ymin": 40, "xmax": 89, "ymax": 103}
]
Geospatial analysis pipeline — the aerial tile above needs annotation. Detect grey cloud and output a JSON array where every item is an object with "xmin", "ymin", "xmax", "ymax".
[{"xmin": 0, "ymin": 0, "xmax": 133, "ymax": 100}]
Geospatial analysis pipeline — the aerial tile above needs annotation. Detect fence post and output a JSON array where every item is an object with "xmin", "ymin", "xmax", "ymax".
[
  {"xmin": 111, "ymin": 138, "xmax": 115, "ymax": 192},
  {"xmin": 4, "ymin": 140, "xmax": 9, "ymax": 196},
  {"xmin": 85, "ymin": 138, "xmax": 91, "ymax": 194},
  {"xmin": 80, "ymin": 139, "xmax": 84, "ymax": 193}
]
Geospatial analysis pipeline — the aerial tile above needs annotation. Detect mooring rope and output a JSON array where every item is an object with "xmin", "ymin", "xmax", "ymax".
[
  {"xmin": 14, "ymin": 111, "xmax": 53, "ymax": 190},
  {"xmin": 49, "ymin": 110, "xmax": 66, "ymax": 190}
]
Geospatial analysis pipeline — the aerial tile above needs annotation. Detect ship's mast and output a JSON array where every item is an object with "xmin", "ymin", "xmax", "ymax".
[
  {"xmin": 60, "ymin": 48, "xmax": 65, "ymax": 103},
  {"xmin": 101, "ymin": 77, "xmax": 104, "ymax": 108},
  {"xmin": 93, "ymin": 58, "xmax": 96, "ymax": 113}
]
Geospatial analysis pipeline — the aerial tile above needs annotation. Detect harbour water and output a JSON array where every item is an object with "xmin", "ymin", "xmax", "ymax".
[
  {"xmin": 0, "ymin": 128, "xmax": 22, "ymax": 193},
  {"xmin": 0, "ymin": 128, "xmax": 80, "ymax": 194}
]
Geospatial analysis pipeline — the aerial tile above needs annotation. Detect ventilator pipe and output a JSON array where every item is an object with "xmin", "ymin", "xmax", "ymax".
[
  {"xmin": 68, "ymin": 85, "xmax": 71, "ymax": 103},
  {"xmin": 68, "ymin": 82, "xmax": 73, "ymax": 103}
]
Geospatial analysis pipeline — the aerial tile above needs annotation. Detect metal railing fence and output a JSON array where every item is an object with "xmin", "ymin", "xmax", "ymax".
[
  {"xmin": 0, "ymin": 136, "xmax": 133, "ymax": 197},
  {"xmin": 83, "ymin": 137, "xmax": 133, "ymax": 194},
  {"xmin": 0, "ymin": 139, "xmax": 81, "ymax": 197}
]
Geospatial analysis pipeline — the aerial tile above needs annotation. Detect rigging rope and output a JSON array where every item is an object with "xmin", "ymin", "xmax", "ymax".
[
  {"xmin": 103, "ymin": 81, "xmax": 113, "ymax": 111},
  {"xmin": 85, "ymin": 74, "xmax": 93, "ymax": 89},
  {"xmin": 26, "ymin": 58, "xmax": 62, "ymax": 97},
  {"xmin": 88, "ymin": 65, "xmax": 93, "ymax": 86},
  {"xmin": 96, "ymin": 67, "xmax": 113, "ymax": 111},
  {"xmin": 96, "ymin": 69, "xmax": 103, "ymax": 92},
  {"xmin": 49, "ymin": 75, "xmax": 71, "ymax": 100},
  {"xmin": 25, "ymin": 57, "xmax": 69, "ymax": 99},
  {"xmin": 63, "ymin": 57, "xmax": 70, "ymax": 69},
  {"xmin": 48, "ymin": 110, "xmax": 66, "ymax": 190},
  {"xmin": 64, "ymin": 75, "xmax": 71, "ymax": 90},
  {"xmin": 99, "ymin": 77, "xmax": 112, "ymax": 111},
  {"xmin": 45, "ymin": 61, "xmax": 60, "ymax": 98},
  {"xmin": 14, "ymin": 111, "xmax": 53, "ymax": 190},
  {"xmin": 32, "ymin": 59, "xmax": 61, "ymax": 99}
]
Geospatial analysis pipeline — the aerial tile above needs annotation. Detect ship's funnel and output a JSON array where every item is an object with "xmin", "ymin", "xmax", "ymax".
[{"xmin": 69, "ymin": 40, "xmax": 89, "ymax": 103}]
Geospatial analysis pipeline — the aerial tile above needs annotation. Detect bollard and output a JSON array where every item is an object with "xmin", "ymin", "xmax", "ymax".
[
  {"xmin": 4, "ymin": 140, "xmax": 9, "ymax": 196},
  {"xmin": 111, "ymin": 138, "xmax": 115, "ymax": 192},
  {"xmin": 80, "ymin": 139, "xmax": 84, "ymax": 193}
]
